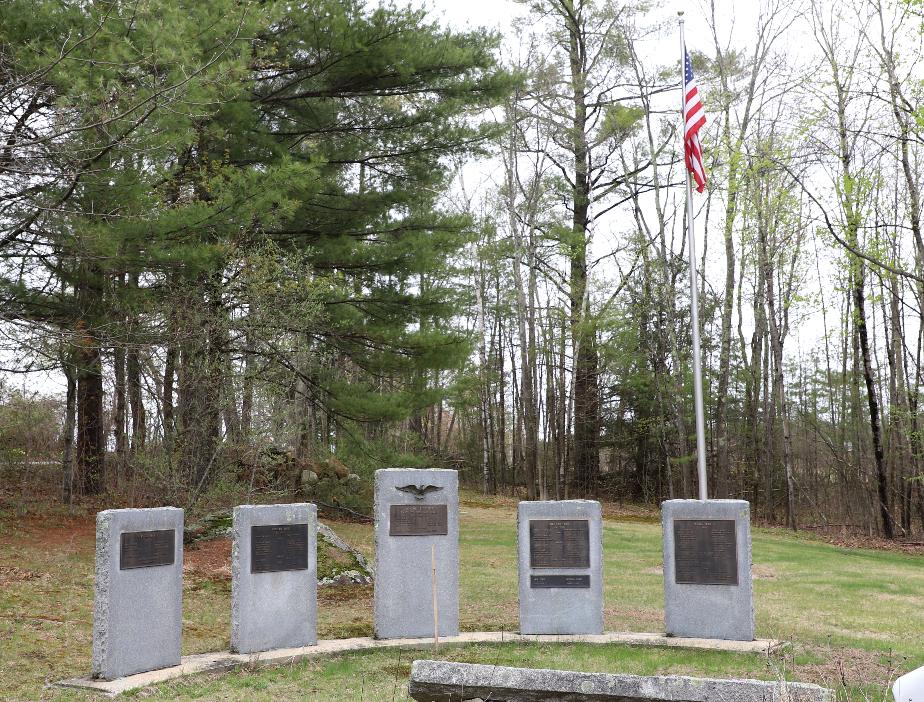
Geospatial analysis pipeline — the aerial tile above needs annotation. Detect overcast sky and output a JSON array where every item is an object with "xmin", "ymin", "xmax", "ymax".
[{"xmin": 424, "ymin": 0, "xmax": 765, "ymax": 51}]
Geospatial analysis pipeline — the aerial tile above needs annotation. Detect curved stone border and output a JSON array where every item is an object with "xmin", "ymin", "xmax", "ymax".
[{"xmin": 56, "ymin": 632, "xmax": 784, "ymax": 697}]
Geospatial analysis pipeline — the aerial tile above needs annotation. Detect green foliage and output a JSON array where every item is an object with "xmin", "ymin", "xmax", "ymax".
[
  {"xmin": 0, "ymin": 0, "xmax": 514, "ymax": 476},
  {"xmin": 0, "ymin": 0, "xmax": 277, "ymax": 333},
  {"xmin": 0, "ymin": 387, "xmax": 61, "ymax": 461},
  {"xmin": 239, "ymin": 0, "xmax": 514, "ymax": 422},
  {"xmin": 330, "ymin": 430, "xmax": 434, "ymax": 479},
  {"xmin": 600, "ymin": 104, "xmax": 645, "ymax": 142},
  {"xmin": 316, "ymin": 530, "xmax": 371, "ymax": 583}
]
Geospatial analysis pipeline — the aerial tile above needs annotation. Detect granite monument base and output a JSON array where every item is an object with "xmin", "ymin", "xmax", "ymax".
[
  {"xmin": 661, "ymin": 499, "xmax": 754, "ymax": 641},
  {"xmin": 517, "ymin": 500, "xmax": 603, "ymax": 635},
  {"xmin": 373, "ymin": 468, "xmax": 459, "ymax": 639},
  {"xmin": 92, "ymin": 507, "xmax": 184, "ymax": 680},
  {"xmin": 408, "ymin": 660, "xmax": 834, "ymax": 702},
  {"xmin": 231, "ymin": 503, "xmax": 317, "ymax": 654}
]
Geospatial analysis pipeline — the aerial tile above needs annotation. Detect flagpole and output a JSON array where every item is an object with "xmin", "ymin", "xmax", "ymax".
[{"xmin": 679, "ymin": 13, "xmax": 709, "ymax": 502}]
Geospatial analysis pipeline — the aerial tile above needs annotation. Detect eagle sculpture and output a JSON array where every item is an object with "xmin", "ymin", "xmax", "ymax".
[{"xmin": 395, "ymin": 484, "xmax": 443, "ymax": 500}]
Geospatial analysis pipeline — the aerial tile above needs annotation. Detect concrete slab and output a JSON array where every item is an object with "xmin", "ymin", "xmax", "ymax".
[
  {"xmin": 57, "ymin": 631, "xmax": 785, "ymax": 697},
  {"xmin": 408, "ymin": 660, "xmax": 834, "ymax": 702}
]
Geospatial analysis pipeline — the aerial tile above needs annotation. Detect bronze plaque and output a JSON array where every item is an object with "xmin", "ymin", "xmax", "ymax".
[
  {"xmin": 530, "ymin": 574, "xmax": 590, "ymax": 589},
  {"xmin": 673, "ymin": 519, "xmax": 738, "ymax": 586},
  {"xmin": 120, "ymin": 529, "xmax": 175, "ymax": 570},
  {"xmin": 251, "ymin": 523, "xmax": 309, "ymax": 573},
  {"xmin": 389, "ymin": 504, "xmax": 448, "ymax": 536},
  {"xmin": 529, "ymin": 519, "xmax": 590, "ymax": 569}
]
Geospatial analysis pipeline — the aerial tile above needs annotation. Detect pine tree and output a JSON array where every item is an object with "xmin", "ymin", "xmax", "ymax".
[
  {"xmin": 1, "ymin": 0, "xmax": 513, "ymax": 492},
  {"xmin": 244, "ymin": 0, "xmax": 514, "ymax": 435}
]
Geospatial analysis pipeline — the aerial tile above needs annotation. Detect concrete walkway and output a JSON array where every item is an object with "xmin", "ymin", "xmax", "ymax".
[{"xmin": 57, "ymin": 631, "xmax": 785, "ymax": 697}]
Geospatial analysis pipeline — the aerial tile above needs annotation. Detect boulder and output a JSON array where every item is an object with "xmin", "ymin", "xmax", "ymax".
[{"xmin": 317, "ymin": 521, "xmax": 373, "ymax": 586}]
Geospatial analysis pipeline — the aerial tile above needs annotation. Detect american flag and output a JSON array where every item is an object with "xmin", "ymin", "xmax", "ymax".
[{"xmin": 683, "ymin": 48, "xmax": 707, "ymax": 193}]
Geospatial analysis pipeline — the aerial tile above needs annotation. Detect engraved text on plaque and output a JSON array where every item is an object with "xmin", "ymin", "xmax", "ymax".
[
  {"xmin": 120, "ymin": 529, "xmax": 175, "ymax": 570},
  {"xmin": 530, "ymin": 574, "xmax": 591, "ymax": 589},
  {"xmin": 529, "ymin": 519, "xmax": 590, "ymax": 569},
  {"xmin": 251, "ymin": 523, "xmax": 309, "ymax": 573},
  {"xmin": 389, "ymin": 504, "xmax": 448, "ymax": 536},
  {"xmin": 673, "ymin": 519, "xmax": 738, "ymax": 585}
]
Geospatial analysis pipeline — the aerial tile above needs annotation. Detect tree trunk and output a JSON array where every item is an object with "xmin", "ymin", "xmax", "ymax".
[
  {"xmin": 163, "ymin": 345, "xmax": 176, "ymax": 454},
  {"xmin": 61, "ymin": 357, "xmax": 77, "ymax": 504},
  {"xmin": 878, "ymin": 3, "xmax": 923, "ymax": 536},
  {"xmin": 76, "ymin": 324, "xmax": 105, "ymax": 496},
  {"xmin": 759, "ymin": 188, "xmax": 797, "ymax": 530},
  {"xmin": 113, "ymin": 344, "xmax": 127, "ymax": 463},
  {"xmin": 176, "ymin": 282, "xmax": 222, "ymax": 489},
  {"xmin": 567, "ymin": 15, "xmax": 600, "ymax": 497},
  {"xmin": 127, "ymin": 347, "xmax": 145, "ymax": 455},
  {"xmin": 495, "ymin": 310, "xmax": 507, "ymax": 492},
  {"xmin": 838, "ymin": 78, "xmax": 893, "ymax": 538},
  {"xmin": 707, "ymin": 0, "xmax": 767, "ymax": 500},
  {"xmin": 506, "ymin": 99, "xmax": 539, "ymax": 500},
  {"xmin": 854, "ymin": 268, "xmax": 894, "ymax": 538},
  {"xmin": 475, "ymin": 263, "xmax": 491, "ymax": 495},
  {"xmin": 241, "ymin": 333, "xmax": 254, "ymax": 437}
]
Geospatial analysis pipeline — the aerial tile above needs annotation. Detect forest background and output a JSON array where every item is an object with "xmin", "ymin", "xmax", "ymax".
[{"xmin": 2, "ymin": 0, "xmax": 924, "ymax": 540}]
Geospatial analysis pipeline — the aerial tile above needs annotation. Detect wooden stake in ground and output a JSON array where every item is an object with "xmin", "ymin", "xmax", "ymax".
[{"xmin": 431, "ymin": 544, "xmax": 439, "ymax": 648}]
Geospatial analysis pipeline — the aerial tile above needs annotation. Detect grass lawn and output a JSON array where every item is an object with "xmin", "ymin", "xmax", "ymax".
[{"xmin": 0, "ymin": 492, "xmax": 919, "ymax": 701}]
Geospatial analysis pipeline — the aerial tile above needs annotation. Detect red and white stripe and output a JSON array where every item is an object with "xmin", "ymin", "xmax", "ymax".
[{"xmin": 683, "ymin": 50, "xmax": 707, "ymax": 193}]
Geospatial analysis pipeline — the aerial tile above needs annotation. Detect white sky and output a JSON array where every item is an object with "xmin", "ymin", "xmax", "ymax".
[{"xmin": 423, "ymin": 0, "xmax": 763, "ymax": 46}]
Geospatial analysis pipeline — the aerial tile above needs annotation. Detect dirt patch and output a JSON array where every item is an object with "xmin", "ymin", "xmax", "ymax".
[
  {"xmin": 603, "ymin": 603, "xmax": 662, "ymax": 625},
  {"xmin": 0, "ymin": 565, "xmax": 46, "ymax": 584},
  {"xmin": 460, "ymin": 493, "xmax": 521, "ymax": 510},
  {"xmin": 184, "ymin": 537, "xmax": 231, "ymax": 580},
  {"xmin": 811, "ymin": 532, "xmax": 924, "ymax": 556},
  {"xmin": 325, "ymin": 547, "xmax": 354, "ymax": 566},
  {"xmin": 794, "ymin": 645, "xmax": 903, "ymax": 691},
  {"xmin": 0, "ymin": 512, "xmax": 96, "ymax": 552},
  {"xmin": 600, "ymin": 502, "xmax": 660, "ymax": 523}
]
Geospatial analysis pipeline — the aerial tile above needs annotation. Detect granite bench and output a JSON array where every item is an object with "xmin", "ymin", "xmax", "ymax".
[{"xmin": 407, "ymin": 660, "xmax": 835, "ymax": 702}]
